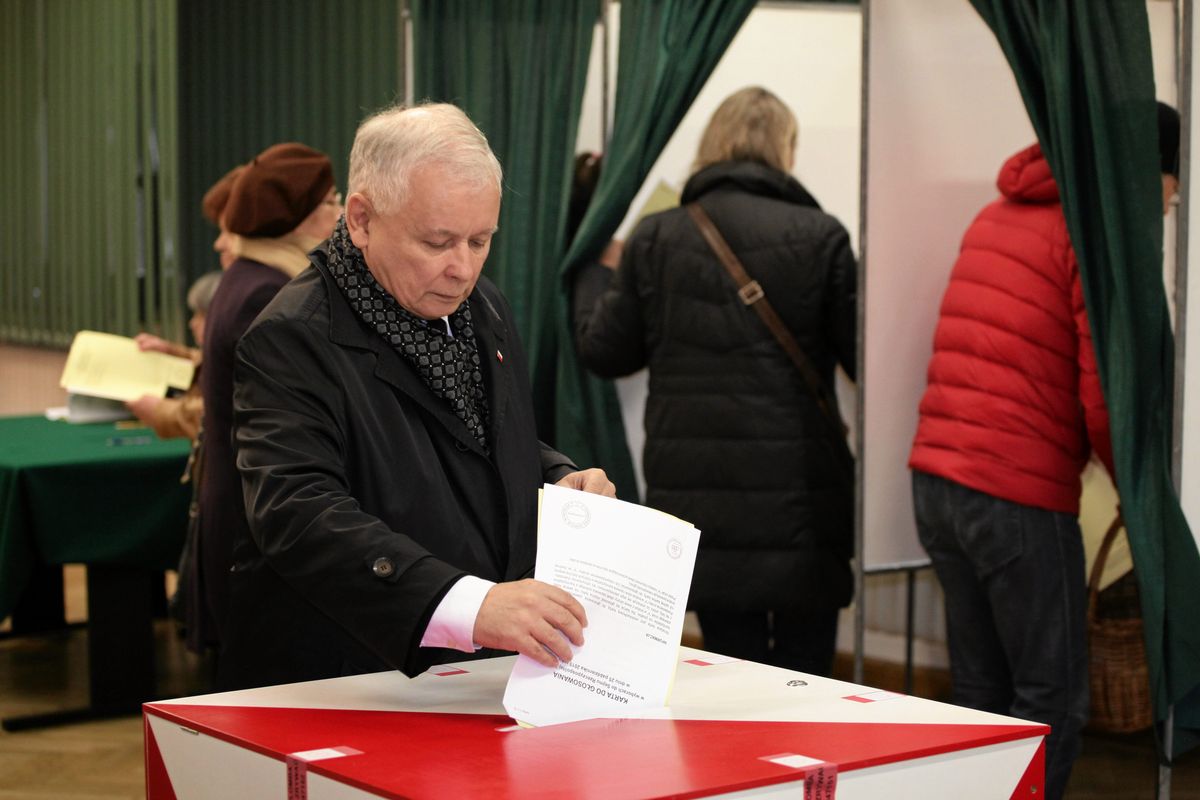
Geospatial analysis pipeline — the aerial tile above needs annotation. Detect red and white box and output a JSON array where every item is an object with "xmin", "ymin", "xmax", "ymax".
[{"xmin": 145, "ymin": 647, "xmax": 1045, "ymax": 799}]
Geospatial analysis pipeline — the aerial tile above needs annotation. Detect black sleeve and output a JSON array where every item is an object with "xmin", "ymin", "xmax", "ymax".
[
  {"xmin": 539, "ymin": 441, "xmax": 578, "ymax": 484},
  {"xmin": 821, "ymin": 223, "xmax": 858, "ymax": 381},
  {"xmin": 233, "ymin": 318, "xmax": 465, "ymax": 675},
  {"xmin": 572, "ymin": 225, "xmax": 652, "ymax": 378}
]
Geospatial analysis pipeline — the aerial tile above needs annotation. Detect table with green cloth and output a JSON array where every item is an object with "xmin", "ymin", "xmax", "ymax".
[{"xmin": 0, "ymin": 414, "xmax": 191, "ymax": 729}]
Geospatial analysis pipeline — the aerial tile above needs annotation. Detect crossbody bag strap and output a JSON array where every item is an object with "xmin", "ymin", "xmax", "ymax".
[{"xmin": 686, "ymin": 202, "xmax": 846, "ymax": 433}]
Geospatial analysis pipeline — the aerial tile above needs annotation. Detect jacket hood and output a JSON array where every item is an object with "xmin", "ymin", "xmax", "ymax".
[
  {"xmin": 997, "ymin": 143, "xmax": 1059, "ymax": 204},
  {"xmin": 681, "ymin": 160, "xmax": 821, "ymax": 210}
]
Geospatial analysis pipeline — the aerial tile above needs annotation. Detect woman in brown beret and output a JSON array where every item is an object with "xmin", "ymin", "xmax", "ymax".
[
  {"xmin": 189, "ymin": 142, "xmax": 342, "ymax": 659},
  {"xmin": 203, "ymin": 164, "xmax": 247, "ymax": 270}
]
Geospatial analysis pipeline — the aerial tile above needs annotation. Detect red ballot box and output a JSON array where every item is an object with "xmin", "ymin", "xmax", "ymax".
[{"xmin": 144, "ymin": 648, "xmax": 1045, "ymax": 799}]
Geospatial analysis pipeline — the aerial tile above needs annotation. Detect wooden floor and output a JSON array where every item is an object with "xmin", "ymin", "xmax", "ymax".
[{"xmin": 0, "ymin": 620, "xmax": 1197, "ymax": 798}]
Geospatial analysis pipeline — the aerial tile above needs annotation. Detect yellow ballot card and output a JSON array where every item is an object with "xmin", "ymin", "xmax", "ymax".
[
  {"xmin": 60, "ymin": 330, "xmax": 195, "ymax": 402},
  {"xmin": 503, "ymin": 484, "xmax": 700, "ymax": 727}
]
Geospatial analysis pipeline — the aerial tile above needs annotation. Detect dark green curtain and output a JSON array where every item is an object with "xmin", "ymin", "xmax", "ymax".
[
  {"xmin": 177, "ymin": 0, "xmax": 401, "ymax": 303},
  {"xmin": 412, "ymin": 0, "xmax": 596, "ymax": 442},
  {"xmin": 554, "ymin": 0, "xmax": 757, "ymax": 500},
  {"xmin": 969, "ymin": 0, "xmax": 1200, "ymax": 756}
]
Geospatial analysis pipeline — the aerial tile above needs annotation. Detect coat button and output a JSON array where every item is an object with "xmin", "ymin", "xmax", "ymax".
[
  {"xmin": 372, "ymin": 557, "xmax": 395, "ymax": 578},
  {"xmin": 455, "ymin": 440, "xmax": 470, "ymax": 452}
]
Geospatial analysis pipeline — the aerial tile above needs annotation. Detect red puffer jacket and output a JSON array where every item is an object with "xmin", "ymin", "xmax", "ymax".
[{"xmin": 909, "ymin": 143, "xmax": 1113, "ymax": 514}]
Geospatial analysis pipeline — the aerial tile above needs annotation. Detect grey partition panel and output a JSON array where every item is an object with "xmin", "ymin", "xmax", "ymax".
[{"xmin": 861, "ymin": 0, "xmax": 1033, "ymax": 569}]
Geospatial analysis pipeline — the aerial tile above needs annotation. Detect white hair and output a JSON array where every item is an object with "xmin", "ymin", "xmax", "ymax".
[
  {"xmin": 348, "ymin": 103, "xmax": 503, "ymax": 213},
  {"xmin": 186, "ymin": 271, "xmax": 222, "ymax": 314}
]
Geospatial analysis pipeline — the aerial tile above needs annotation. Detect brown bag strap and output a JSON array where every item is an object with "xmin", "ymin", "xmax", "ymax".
[
  {"xmin": 686, "ymin": 202, "xmax": 845, "ymax": 433},
  {"xmin": 1087, "ymin": 511, "xmax": 1126, "ymax": 619}
]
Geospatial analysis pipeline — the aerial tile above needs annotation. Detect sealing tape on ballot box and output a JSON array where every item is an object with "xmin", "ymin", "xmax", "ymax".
[
  {"xmin": 804, "ymin": 761, "xmax": 838, "ymax": 800},
  {"xmin": 286, "ymin": 746, "xmax": 363, "ymax": 800},
  {"xmin": 760, "ymin": 754, "xmax": 838, "ymax": 800}
]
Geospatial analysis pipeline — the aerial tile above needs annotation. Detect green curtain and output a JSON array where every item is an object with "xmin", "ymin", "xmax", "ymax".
[
  {"xmin": 177, "ymin": 0, "xmax": 400, "ymax": 303},
  {"xmin": 411, "ymin": 0, "xmax": 596, "ymax": 443},
  {"xmin": 554, "ymin": 0, "xmax": 757, "ymax": 500},
  {"xmin": 968, "ymin": 0, "xmax": 1200, "ymax": 756}
]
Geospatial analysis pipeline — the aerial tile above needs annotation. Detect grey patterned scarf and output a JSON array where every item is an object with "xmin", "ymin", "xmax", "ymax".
[{"xmin": 324, "ymin": 217, "xmax": 489, "ymax": 451}]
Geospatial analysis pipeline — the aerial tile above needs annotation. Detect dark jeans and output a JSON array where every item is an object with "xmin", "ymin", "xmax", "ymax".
[
  {"xmin": 696, "ymin": 606, "xmax": 839, "ymax": 677},
  {"xmin": 912, "ymin": 471, "xmax": 1088, "ymax": 800}
]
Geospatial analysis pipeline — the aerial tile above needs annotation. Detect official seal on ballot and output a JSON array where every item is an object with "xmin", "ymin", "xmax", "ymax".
[{"xmin": 561, "ymin": 500, "xmax": 591, "ymax": 529}]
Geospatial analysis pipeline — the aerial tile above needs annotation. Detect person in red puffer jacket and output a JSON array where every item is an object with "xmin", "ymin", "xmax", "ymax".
[{"xmin": 909, "ymin": 102, "xmax": 1179, "ymax": 800}]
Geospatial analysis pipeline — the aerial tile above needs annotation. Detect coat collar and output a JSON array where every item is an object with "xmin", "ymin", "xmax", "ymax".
[
  {"xmin": 681, "ymin": 160, "xmax": 821, "ymax": 210},
  {"xmin": 311, "ymin": 249, "xmax": 511, "ymax": 457}
]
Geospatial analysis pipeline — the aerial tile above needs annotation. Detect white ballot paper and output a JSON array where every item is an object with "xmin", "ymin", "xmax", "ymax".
[{"xmin": 502, "ymin": 483, "xmax": 700, "ymax": 727}]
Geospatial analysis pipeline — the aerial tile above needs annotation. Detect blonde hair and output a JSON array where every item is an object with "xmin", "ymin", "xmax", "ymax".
[
  {"xmin": 348, "ymin": 102, "xmax": 503, "ymax": 214},
  {"xmin": 693, "ymin": 87, "xmax": 798, "ymax": 174}
]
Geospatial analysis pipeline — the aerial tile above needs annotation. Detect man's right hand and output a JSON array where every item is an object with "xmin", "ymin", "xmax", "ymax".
[{"xmin": 473, "ymin": 579, "xmax": 587, "ymax": 667}]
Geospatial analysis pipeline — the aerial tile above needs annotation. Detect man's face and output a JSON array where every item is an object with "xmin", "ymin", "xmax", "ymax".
[{"xmin": 347, "ymin": 163, "xmax": 500, "ymax": 320}]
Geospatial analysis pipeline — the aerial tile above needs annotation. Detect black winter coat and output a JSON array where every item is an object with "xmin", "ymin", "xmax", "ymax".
[
  {"xmin": 222, "ymin": 254, "xmax": 575, "ymax": 689},
  {"xmin": 575, "ymin": 160, "xmax": 857, "ymax": 612}
]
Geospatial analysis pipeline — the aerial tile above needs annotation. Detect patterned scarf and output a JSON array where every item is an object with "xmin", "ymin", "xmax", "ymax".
[{"xmin": 324, "ymin": 217, "xmax": 489, "ymax": 451}]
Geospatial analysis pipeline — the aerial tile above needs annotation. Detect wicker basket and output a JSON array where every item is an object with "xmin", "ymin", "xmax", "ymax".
[{"xmin": 1086, "ymin": 513, "xmax": 1153, "ymax": 733}]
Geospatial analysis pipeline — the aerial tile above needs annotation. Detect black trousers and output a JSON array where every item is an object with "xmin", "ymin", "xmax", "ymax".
[{"xmin": 696, "ymin": 606, "xmax": 839, "ymax": 677}]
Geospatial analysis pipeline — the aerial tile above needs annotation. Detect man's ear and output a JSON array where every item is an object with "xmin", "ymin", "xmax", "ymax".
[{"xmin": 345, "ymin": 193, "xmax": 373, "ymax": 249}]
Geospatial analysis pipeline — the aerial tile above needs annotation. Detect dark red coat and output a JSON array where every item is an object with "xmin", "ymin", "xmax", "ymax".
[{"xmin": 909, "ymin": 144, "xmax": 1113, "ymax": 514}]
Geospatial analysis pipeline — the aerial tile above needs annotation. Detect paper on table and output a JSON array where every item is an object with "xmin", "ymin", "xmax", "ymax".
[
  {"xmin": 59, "ymin": 330, "xmax": 194, "ymax": 403},
  {"xmin": 502, "ymin": 483, "xmax": 700, "ymax": 727}
]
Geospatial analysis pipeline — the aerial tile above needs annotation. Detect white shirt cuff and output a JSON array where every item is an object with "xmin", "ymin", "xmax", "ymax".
[{"xmin": 420, "ymin": 575, "xmax": 495, "ymax": 652}]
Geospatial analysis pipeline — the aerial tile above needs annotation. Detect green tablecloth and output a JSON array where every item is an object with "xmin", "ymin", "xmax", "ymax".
[{"xmin": 0, "ymin": 415, "xmax": 192, "ymax": 621}]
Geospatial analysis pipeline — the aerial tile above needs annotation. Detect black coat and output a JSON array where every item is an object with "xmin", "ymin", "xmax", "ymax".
[
  {"xmin": 223, "ymin": 253, "xmax": 575, "ymax": 689},
  {"xmin": 575, "ymin": 160, "xmax": 857, "ymax": 612}
]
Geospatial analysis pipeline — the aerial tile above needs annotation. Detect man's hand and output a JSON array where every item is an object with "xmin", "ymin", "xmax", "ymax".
[
  {"xmin": 126, "ymin": 394, "xmax": 161, "ymax": 425},
  {"xmin": 473, "ymin": 579, "xmax": 588, "ymax": 667},
  {"xmin": 555, "ymin": 468, "xmax": 616, "ymax": 498}
]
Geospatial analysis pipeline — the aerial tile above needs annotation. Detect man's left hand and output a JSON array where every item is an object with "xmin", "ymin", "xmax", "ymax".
[{"xmin": 555, "ymin": 468, "xmax": 616, "ymax": 497}]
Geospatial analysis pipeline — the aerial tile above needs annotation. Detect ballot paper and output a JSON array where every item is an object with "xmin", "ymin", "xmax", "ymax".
[
  {"xmin": 59, "ymin": 330, "xmax": 195, "ymax": 403},
  {"xmin": 502, "ymin": 484, "xmax": 700, "ymax": 727}
]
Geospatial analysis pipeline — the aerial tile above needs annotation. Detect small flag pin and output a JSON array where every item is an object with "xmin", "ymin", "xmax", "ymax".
[{"xmin": 496, "ymin": 350, "xmax": 504, "ymax": 363}]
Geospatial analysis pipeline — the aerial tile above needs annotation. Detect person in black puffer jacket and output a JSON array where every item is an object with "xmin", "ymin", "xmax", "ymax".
[{"xmin": 574, "ymin": 87, "xmax": 857, "ymax": 676}]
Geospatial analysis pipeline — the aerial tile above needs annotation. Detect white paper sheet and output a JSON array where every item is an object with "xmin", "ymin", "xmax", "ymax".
[{"xmin": 502, "ymin": 484, "xmax": 700, "ymax": 726}]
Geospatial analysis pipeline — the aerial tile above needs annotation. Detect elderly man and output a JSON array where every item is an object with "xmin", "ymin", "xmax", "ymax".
[{"xmin": 222, "ymin": 103, "xmax": 614, "ymax": 690}]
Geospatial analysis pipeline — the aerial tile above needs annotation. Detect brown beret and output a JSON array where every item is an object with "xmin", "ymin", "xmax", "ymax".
[
  {"xmin": 201, "ymin": 164, "xmax": 247, "ymax": 226},
  {"xmin": 223, "ymin": 142, "xmax": 334, "ymax": 238}
]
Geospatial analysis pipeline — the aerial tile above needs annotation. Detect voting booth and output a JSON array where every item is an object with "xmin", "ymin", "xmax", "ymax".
[{"xmin": 145, "ymin": 649, "xmax": 1045, "ymax": 800}]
